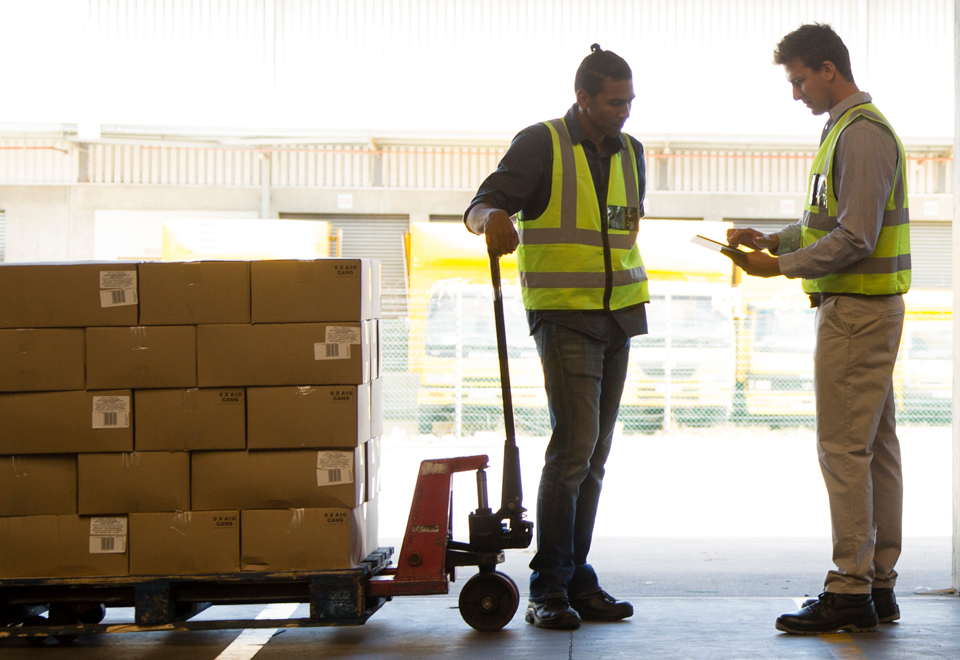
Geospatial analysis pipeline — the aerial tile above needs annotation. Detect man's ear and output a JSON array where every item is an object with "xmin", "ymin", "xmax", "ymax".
[
  {"xmin": 575, "ymin": 88, "xmax": 590, "ymax": 109},
  {"xmin": 819, "ymin": 60, "xmax": 837, "ymax": 82}
]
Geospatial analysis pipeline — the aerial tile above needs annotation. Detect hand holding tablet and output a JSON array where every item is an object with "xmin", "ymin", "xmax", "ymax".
[{"xmin": 690, "ymin": 235, "xmax": 748, "ymax": 258}]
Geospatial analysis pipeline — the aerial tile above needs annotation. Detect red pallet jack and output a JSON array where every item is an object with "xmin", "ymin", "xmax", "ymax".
[{"xmin": 368, "ymin": 253, "xmax": 534, "ymax": 631}]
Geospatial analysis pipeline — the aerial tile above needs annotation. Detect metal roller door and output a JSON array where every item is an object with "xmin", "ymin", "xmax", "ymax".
[{"xmin": 281, "ymin": 213, "xmax": 410, "ymax": 317}]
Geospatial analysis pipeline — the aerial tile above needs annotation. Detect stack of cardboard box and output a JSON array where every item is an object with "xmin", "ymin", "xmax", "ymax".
[{"xmin": 0, "ymin": 259, "xmax": 382, "ymax": 579}]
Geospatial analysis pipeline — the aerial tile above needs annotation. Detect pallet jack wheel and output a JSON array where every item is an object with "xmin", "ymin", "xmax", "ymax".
[
  {"xmin": 20, "ymin": 615, "xmax": 48, "ymax": 646},
  {"xmin": 457, "ymin": 571, "xmax": 520, "ymax": 632},
  {"xmin": 47, "ymin": 604, "xmax": 81, "ymax": 644},
  {"xmin": 75, "ymin": 603, "xmax": 107, "ymax": 624}
]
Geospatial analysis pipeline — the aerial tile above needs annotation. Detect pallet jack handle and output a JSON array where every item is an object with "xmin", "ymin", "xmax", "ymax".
[{"xmin": 488, "ymin": 252, "xmax": 525, "ymax": 523}]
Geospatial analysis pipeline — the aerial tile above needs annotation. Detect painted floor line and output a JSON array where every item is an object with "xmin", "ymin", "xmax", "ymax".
[
  {"xmin": 214, "ymin": 603, "xmax": 300, "ymax": 660},
  {"xmin": 820, "ymin": 632, "xmax": 871, "ymax": 660}
]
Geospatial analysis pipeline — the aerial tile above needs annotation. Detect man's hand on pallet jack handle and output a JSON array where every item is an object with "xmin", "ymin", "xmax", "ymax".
[{"xmin": 467, "ymin": 204, "xmax": 518, "ymax": 257}]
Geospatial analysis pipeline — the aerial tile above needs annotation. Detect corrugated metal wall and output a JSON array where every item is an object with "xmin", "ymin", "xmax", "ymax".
[
  {"xmin": 0, "ymin": 139, "xmax": 951, "ymax": 196},
  {"xmin": 0, "ymin": 141, "xmax": 78, "ymax": 184}
]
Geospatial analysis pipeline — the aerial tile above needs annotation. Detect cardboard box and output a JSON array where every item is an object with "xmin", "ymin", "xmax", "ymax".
[
  {"xmin": 364, "ymin": 494, "xmax": 379, "ymax": 558},
  {"xmin": 86, "ymin": 326, "xmax": 197, "ymax": 389},
  {"xmin": 197, "ymin": 323, "xmax": 369, "ymax": 387},
  {"xmin": 246, "ymin": 385, "xmax": 370, "ymax": 449},
  {"xmin": 0, "ymin": 262, "xmax": 139, "ymax": 329},
  {"xmin": 138, "ymin": 261, "xmax": 251, "ymax": 325},
  {"xmin": 366, "ymin": 319, "xmax": 381, "ymax": 381},
  {"xmin": 364, "ymin": 437, "xmax": 381, "ymax": 502},
  {"xmin": 0, "ymin": 329, "xmax": 85, "ymax": 393},
  {"xmin": 78, "ymin": 452, "xmax": 190, "ymax": 515},
  {"xmin": 370, "ymin": 377, "xmax": 383, "ymax": 438},
  {"xmin": 250, "ymin": 259, "xmax": 379, "ymax": 323},
  {"xmin": 135, "ymin": 388, "xmax": 246, "ymax": 451},
  {"xmin": 191, "ymin": 448, "xmax": 364, "ymax": 511},
  {"xmin": 0, "ymin": 455, "xmax": 77, "ymax": 516},
  {"xmin": 0, "ymin": 515, "xmax": 128, "ymax": 578},
  {"xmin": 240, "ymin": 507, "xmax": 366, "ymax": 571},
  {"xmin": 0, "ymin": 390, "xmax": 133, "ymax": 455},
  {"xmin": 130, "ymin": 510, "xmax": 239, "ymax": 575}
]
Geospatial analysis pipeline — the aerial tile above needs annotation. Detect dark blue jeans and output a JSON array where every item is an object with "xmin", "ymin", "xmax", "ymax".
[{"xmin": 529, "ymin": 320, "xmax": 630, "ymax": 602}]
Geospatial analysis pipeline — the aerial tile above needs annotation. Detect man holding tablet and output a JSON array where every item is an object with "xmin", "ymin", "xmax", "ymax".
[{"xmin": 726, "ymin": 23, "xmax": 910, "ymax": 635}]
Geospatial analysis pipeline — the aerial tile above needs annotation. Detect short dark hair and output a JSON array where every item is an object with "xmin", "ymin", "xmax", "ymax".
[
  {"xmin": 774, "ymin": 23, "xmax": 855, "ymax": 82},
  {"xmin": 575, "ymin": 43, "xmax": 632, "ymax": 96}
]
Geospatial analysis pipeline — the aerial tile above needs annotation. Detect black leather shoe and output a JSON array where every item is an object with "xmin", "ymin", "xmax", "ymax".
[
  {"xmin": 802, "ymin": 588, "xmax": 899, "ymax": 623},
  {"xmin": 525, "ymin": 598, "xmax": 581, "ymax": 630},
  {"xmin": 777, "ymin": 592, "xmax": 878, "ymax": 635},
  {"xmin": 569, "ymin": 590, "xmax": 634, "ymax": 622}
]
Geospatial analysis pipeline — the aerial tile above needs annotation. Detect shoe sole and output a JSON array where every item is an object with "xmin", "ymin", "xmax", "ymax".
[
  {"xmin": 775, "ymin": 619, "xmax": 879, "ymax": 635},
  {"xmin": 574, "ymin": 609, "xmax": 634, "ymax": 622},
  {"xmin": 879, "ymin": 609, "xmax": 900, "ymax": 624}
]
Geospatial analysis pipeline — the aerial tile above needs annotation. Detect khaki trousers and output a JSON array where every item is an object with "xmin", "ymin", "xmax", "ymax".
[{"xmin": 813, "ymin": 293, "xmax": 905, "ymax": 594}]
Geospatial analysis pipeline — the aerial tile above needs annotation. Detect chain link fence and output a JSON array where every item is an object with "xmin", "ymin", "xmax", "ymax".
[{"xmin": 379, "ymin": 284, "xmax": 952, "ymax": 437}]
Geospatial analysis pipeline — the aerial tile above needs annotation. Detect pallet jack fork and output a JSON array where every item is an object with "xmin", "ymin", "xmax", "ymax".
[{"xmin": 368, "ymin": 253, "xmax": 534, "ymax": 631}]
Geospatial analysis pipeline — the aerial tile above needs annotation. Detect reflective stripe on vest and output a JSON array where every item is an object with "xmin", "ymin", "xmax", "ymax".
[
  {"xmin": 516, "ymin": 117, "xmax": 649, "ymax": 311},
  {"xmin": 800, "ymin": 102, "xmax": 911, "ymax": 295}
]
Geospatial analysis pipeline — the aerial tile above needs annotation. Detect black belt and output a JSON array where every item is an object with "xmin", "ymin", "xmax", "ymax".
[{"xmin": 808, "ymin": 292, "xmax": 902, "ymax": 308}]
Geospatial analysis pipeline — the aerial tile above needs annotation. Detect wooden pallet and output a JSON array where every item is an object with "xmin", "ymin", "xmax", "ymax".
[{"xmin": 0, "ymin": 547, "xmax": 393, "ymax": 640}]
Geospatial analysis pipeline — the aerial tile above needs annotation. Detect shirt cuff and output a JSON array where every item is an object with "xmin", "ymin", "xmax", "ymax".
[{"xmin": 776, "ymin": 251, "xmax": 802, "ymax": 279}]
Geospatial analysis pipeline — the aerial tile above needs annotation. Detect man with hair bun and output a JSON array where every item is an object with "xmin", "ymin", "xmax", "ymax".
[
  {"xmin": 464, "ymin": 43, "xmax": 646, "ymax": 630},
  {"xmin": 727, "ymin": 23, "xmax": 910, "ymax": 635}
]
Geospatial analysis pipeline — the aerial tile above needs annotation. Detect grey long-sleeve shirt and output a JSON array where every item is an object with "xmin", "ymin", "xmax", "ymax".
[{"xmin": 774, "ymin": 92, "xmax": 900, "ymax": 280}]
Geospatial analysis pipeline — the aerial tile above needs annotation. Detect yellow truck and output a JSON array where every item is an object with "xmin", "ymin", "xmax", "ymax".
[
  {"xmin": 733, "ymin": 277, "xmax": 817, "ymax": 425},
  {"xmin": 408, "ymin": 219, "xmax": 740, "ymax": 435},
  {"xmin": 898, "ymin": 289, "xmax": 952, "ymax": 424},
  {"xmin": 407, "ymin": 222, "xmax": 546, "ymax": 435},
  {"xmin": 620, "ymin": 220, "xmax": 739, "ymax": 431}
]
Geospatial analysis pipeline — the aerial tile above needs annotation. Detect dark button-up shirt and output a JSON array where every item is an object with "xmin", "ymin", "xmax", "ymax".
[{"xmin": 464, "ymin": 104, "xmax": 648, "ymax": 340}]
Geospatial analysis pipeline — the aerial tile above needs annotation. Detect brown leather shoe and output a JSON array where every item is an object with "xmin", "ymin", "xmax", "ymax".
[{"xmin": 570, "ymin": 590, "xmax": 634, "ymax": 622}]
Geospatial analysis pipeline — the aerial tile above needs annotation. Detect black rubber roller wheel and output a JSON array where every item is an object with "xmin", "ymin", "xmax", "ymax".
[
  {"xmin": 46, "ymin": 604, "xmax": 81, "ymax": 644},
  {"xmin": 76, "ymin": 603, "xmax": 107, "ymax": 624},
  {"xmin": 458, "ymin": 571, "xmax": 520, "ymax": 632},
  {"xmin": 20, "ymin": 615, "xmax": 49, "ymax": 646}
]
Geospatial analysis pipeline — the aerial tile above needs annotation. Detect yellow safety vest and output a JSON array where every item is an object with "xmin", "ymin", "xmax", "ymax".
[
  {"xmin": 800, "ymin": 102, "xmax": 911, "ymax": 295},
  {"xmin": 516, "ymin": 117, "xmax": 649, "ymax": 311}
]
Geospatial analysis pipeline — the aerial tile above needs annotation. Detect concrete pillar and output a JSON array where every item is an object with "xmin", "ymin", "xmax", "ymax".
[{"xmin": 953, "ymin": 0, "xmax": 960, "ymax": 592}]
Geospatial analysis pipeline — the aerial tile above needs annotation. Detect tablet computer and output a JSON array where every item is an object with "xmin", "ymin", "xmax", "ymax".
[{"xmin": 690, "ymin": 234, "xmax": 748, "ymax": 257}]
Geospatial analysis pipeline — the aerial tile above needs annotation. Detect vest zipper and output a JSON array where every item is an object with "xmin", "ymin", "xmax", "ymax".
[{"xmin": 601, "ymin": 207, "xmax": 613, "ymax": 311}]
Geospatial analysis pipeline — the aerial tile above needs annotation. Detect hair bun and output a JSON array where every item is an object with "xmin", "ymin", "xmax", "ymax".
[{"xmin": 590, "ymin": 43, "xmax": 602, "ymax": 53}]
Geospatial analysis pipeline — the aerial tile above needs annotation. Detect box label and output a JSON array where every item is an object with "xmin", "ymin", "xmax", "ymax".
[
  {"xmin": 317, "ymin": 451, "xmax": 354, "ymax": 486},
  {"xmin": 334, "ymin": 263, "xmax": 359, "ymax": 276},
  {"xmin": 329, "ymin": 389, "xmax": 354, "ymax": 403},
  {"xmin": 325, "ymin": 326, "xmax": 361, "ymax": 345},
  {"xmin": 217, "ymin": 390, "xmax": 244, "ymax": 404},
  {"xmin": 99, "ymin": 270, "xmax": 139, "ymax": 308},
  {"xmin": 92, "ymin": 395, "xmax": 131, "ymax": 429},
  {"xmin": 99, "ymin": 288, "xmax": 139, "ymax": 308},
  {"xmin": 89, "ymin": 535, "xmax": 127, "ymax": 554},
  {"xmin": 323, "ymin": 511, "xmax": 348, "ymax": 525},
  {"xmin": 90, "ymin": 516, "xmax": 128, "ymax": 554},
  {"xmin": 314, "ymin": 343, "xmax": 350, "ymax": 360},
  {"xmin": 213, "ymin": 514, "xmax": 238, "ymax": 529}
]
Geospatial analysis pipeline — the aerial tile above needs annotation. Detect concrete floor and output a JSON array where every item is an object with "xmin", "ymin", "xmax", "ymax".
[{"xmin": 2, "ymin": 537, "xmax": 957, "ymax": 659}]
